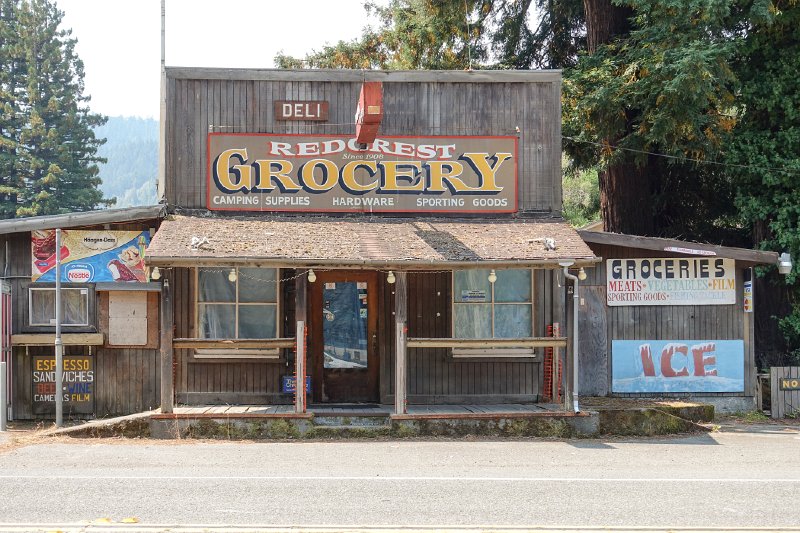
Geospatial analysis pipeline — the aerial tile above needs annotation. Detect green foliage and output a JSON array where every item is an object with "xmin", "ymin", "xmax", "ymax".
[
  {"xmin": 275, "ymin": 1, "xmax": 583, "ymax": 71},
  {"xmin": 276, "ymin": 0, "xmax": 491, "ymax": 70},
  {"xmin": 726, "ymin": 2, "xmax": 800, "ymax": 353},
  {"xmin": 563, "ymin": 0, "xmax": 744, "ymax": 169},
  {"xmin": 562, "ymin": 162, "xmax": 600, "ymax": 228},
  {"xmin": 94, "ymin": 116, "xmax": 158, "ymax": 208},
  {"xmin": 490, "ymin": 0, "xmax": 585, "ymax": 69},
  {"xmin": 0, "ymin": 0, "xmax": 110, "ymax": 218}
]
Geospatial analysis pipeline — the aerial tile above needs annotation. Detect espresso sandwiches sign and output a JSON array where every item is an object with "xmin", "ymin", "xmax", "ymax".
[{"xmin": 207, "ymin": 134, "xmax": 518, "ymax": 213}]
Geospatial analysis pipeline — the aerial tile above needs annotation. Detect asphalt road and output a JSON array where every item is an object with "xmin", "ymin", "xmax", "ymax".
[{"xmin": 1, "ymin": 425, "xmax": 799, "ymax": 530}]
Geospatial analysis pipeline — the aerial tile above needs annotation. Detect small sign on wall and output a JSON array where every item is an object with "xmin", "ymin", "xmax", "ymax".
[
  {"xmin": 274, "ymin": 101, "xmax": 329, "ymax": 121},
  {"xmin": 612, "ymin": 339, "xmax": 744, "ymax": 393},
  {"xmin": 606, "ymin": 258, "xmax": 736, "ymax": 306},
  {"xmin": 743, "ymin": 281, "xmax": 753, "ymax": 313},
  {"xmin": 32, "ymin": 354, "xmax": 95, "ymax": 415},
  {"xmin": 282, "ymin": 375, "xmax": 311, "ymax": 394}
]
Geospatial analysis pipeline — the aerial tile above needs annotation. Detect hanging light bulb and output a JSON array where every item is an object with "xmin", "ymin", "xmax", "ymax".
[
  {"xmin": 308, "ymin": 269, "xmax": 317, "ymax": 283},
  {"xmin": 151, "ymin": 266, "xmax": 161, "ymax": 280},
  {"xmin": 578, "ymin": 267, "xmax": 587, "ymax": 281},
  {"xmin": 488, "ymin": 269, "xmax": 497, "ymax": 284},
  {"xmin": 386, "ymin": 271, "xmax": 396, "ymax": 284},
  {"xmin": 228, "ymin": 268, "xmax": 237, "ymax": 282}
]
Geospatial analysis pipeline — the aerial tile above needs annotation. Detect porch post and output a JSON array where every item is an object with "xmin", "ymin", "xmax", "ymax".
[
  {"xmin": 394, "ymin": 271, "xmax": 407, "ymax": 415},
  {"xmin": 160, "ymin": 274, "xmax": 174, "ymax": 413},
  {"xmin": 295, "ymin": 273, "xmax": 307, "ymax": 413}
]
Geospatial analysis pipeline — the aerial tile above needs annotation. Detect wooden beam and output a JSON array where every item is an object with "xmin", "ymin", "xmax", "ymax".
[
  {"xmin": 160, "ymin": 276, "xmax": 174, "ymax": 414},
  {"xmin": 147, "ymin": 258, "xmax": 599, "ymax": 270},
  {"xmin": 407, "ymin": 337, "xmax": 567, "ymax": 349},
  {"xmin": 295, "ymin": 274, "xmax": 307, "ymax": 414},
  {"xmin": 11, "ymin": 333, "xmax": 104, "ymax": 346},
  {"xmin": 172, "ymin": 338, "xmax": 296, "ymax": 349},
  {"xmin": 395, "ymin": 271, "xmax": 408, "ymax": 415},
  {"xmin": 166, "ymin": 67, "xmax": 562, "ymax": 84}
]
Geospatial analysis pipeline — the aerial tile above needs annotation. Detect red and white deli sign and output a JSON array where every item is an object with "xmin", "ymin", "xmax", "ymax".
[{"xmin": 207, "ymin": 134, "xmax": 518, "ymax": 213}]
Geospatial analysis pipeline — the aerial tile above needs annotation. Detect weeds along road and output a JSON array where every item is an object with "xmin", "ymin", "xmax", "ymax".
[{"xmin": 0, "ymin": 425, "xmax": 798, "ymax": 529}]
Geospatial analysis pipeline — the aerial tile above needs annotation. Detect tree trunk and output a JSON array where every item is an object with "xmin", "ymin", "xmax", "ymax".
[
  {"xmin": 583, "ymin": 0, "xmax": 648, "ymax": 234},
  {"xmin": 582, "ymin": 0, "xmax": 632, "ymax": 52},
  {"xmin": 598, "ymin": 159, "xmax": 654, "ymax": 235}
]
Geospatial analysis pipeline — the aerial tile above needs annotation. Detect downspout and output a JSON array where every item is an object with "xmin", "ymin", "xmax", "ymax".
[{"xmin": 562, "ymin": 265, "xmax": 580, "ymax": 413}]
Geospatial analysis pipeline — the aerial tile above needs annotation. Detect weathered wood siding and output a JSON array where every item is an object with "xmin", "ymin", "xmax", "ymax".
[
  {"xmin": 164, "ymin": 69, "xmax": 562, "ymax": 214},
  {"xmin": 3, "ymin": 228, "xmax": 163, "ymax": 420},
  {"xmin": 379, "ymin": 270, "xmax": 560, "ymax": 404},
  {"xmin": 770, "ymin": 367, "xmax": 800, "ymax": 419},
  {"xmin": 173, "ymin": 268, "xmax": 562, "ymax": 406},
  {"xmin": 582, "ymin": 243, "xmax": 751, "ymax": 398},
  {"xmin": 172, "ymin": 267, "xmax": 295, "ymax": 405}
]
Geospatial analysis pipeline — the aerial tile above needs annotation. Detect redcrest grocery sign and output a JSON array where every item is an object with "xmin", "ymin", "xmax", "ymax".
[{"xmin": 207, "ymin": 134, "xmax": 518, "ymax": 213}]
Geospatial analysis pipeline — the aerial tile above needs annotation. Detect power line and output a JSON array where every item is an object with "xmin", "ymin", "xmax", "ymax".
[{"xmin": 562, "ymin": 135, "xmax": 800, "ymax": 176}]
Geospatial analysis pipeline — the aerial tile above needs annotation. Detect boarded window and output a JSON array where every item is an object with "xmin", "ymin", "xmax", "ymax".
[{"xmin": 108, "ymin": 291, "xmax": 148, "ymax": 345}]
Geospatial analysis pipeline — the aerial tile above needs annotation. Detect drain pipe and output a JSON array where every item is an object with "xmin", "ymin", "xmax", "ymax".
[{"xmin": 561, "ymin": 262, "xmax": 580, "ymax": 413}]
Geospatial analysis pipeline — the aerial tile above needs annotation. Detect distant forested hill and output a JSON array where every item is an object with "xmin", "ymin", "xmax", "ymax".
[{"xmin": 95, "ymin": 116, "xmax": 158, "ymax": 207}]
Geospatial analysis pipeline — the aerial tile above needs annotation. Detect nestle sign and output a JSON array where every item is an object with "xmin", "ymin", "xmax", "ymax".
[
  {"xmin": 274, "ymin": 100, "xmax": 329, "ymax": 121},
  {"xmin": 206, "ymin": 133, "xmax": 518, "ymax": 214}
]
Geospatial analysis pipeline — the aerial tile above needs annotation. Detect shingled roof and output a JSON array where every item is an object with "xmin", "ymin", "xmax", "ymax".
[{"xmin": 146, "ymin": 215, "xmax": 597, "ymax": 268}]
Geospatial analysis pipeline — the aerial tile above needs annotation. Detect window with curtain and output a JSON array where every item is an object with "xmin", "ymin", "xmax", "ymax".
[
  {"xmin": 453, "ymin": 269, "xmax": 533, "ymax": 339},
  {"xmin": 196, "ymin": 267, "xmax": 278, "ymax": 339},
  {"xmin": 29, "ymin": 287, "xmax": 90, "ymax": 327}
]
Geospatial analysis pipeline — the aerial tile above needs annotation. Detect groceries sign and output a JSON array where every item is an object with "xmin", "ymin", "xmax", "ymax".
[
  {"xmin": 207, "ymin": 134, "xmax": 518, "ymax": 213},
  {"xmin": 606, "ymin": 257, "xmax": 736, "ymax": 306}
]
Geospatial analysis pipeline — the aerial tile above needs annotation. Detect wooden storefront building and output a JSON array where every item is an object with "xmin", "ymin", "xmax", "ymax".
[
  {"xmin": 577, "ymin": 230, "xmax": 780, "ymax": 412},
  {"xmin": 1, "ymin": 206, "xmax": 165, "ymax": 420},
  {"xmin": 146, "ymin": 68, "xmax": 597, "ymax": 415},
  {"xmin": 1, "ymin": 68, "xmax": 786, "ymax": 422}
]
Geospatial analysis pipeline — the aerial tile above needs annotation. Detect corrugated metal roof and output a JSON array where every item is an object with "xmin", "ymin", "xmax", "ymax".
[
  {"xmin": 146, "ymin": 215, "xmax": 597, "ymax": 268},
  {"xmin": 0, "ymin": 205, "xmax": 165, "ymax": 235}
]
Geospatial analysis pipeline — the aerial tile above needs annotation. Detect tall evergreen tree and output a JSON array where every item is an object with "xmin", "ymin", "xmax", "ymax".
[
  {"xmin": 0, "ymin": 0, "xmax": 25, "ymax": 218},
  {"xmin": 2, "ymin": 0, "xmax": 110, "ymax": 218}
]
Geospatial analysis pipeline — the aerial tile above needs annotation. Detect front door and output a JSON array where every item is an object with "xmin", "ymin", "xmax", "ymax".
[{"xmin": 310, "ymin": 271, "xmax": 379, "ymax": 403}]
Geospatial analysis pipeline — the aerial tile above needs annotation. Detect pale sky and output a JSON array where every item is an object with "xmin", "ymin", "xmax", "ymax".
[{"xmin": 57, "ymin": 0, "xmax": 381, "ymax": 119}]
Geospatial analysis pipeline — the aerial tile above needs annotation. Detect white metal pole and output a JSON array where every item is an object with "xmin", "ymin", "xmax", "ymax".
[
  {"xmin": 55, "ymin": 229, "xmax": 63, "ymax": 427},
  {"xmin": 157, "ymin": 0, "xmax": 167, "ymax": 201},
  {"xmin": 0, "ymin": 361, "xmax": 6, "ymax": 431},
  {"xmin": 562, "ymin": 265, "xmax": 580, "ymax": 414}
]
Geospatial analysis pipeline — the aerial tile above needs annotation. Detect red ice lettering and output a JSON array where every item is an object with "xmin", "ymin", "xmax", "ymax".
[
  {"xmin": 660, "ymin": 344, "xmax": 690, "ymax": 377},
  {"xmin": 691, "ymin": 343, "xmax": 717, "ymax": 376}
]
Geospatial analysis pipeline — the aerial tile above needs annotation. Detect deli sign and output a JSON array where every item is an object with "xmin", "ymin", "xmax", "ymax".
[
  {"xmin": 606, "ymin": 257, "xmax": 736, "ymax": 306},
  {"xmin": 207, "ymin": 133, "xmax": 518, "ymax": 213}
]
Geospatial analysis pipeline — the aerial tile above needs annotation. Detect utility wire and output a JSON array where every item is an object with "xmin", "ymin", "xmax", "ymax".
[{"xmin": 562, "ymin": 135, "xmax": 800, "ymax": 176}]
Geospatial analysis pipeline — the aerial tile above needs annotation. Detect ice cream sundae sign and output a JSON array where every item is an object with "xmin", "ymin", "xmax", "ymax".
[{"xmin": 32, "ymin": 230, "xmax": 150, "ymax": 282}]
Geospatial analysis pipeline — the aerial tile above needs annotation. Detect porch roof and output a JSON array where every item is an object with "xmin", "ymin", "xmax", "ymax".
[{"xmin": 146, "ymin": 214, "xmax": 597, "ymax": 269}]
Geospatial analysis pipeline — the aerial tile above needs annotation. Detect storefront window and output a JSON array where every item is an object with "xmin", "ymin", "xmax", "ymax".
[
  {"xmin": 197, "ymin": 267, "xmax": 278, "ymax": 339},
  {"xmin": 453, "ymin": 269, "xmax": 533, "ymax": 338}
]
